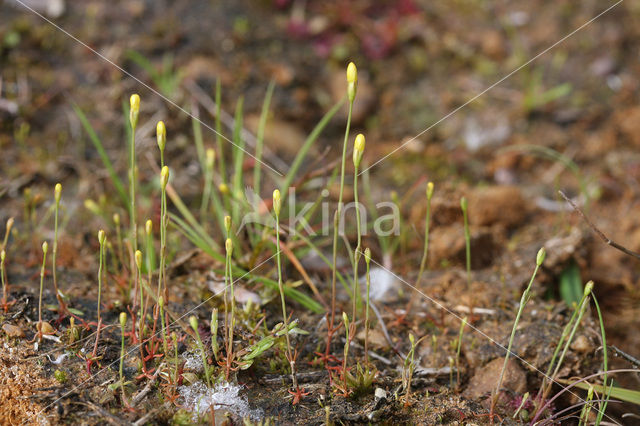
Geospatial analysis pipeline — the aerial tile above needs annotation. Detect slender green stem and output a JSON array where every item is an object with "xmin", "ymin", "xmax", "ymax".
[
  {"xmin": 215, "ymin": 78, "xmax": 226, "ymax": 180},
  {"xmin": 416, "ymin": 184, "xmax": 434, "ymax": 288},
  {"xmin": 159, "ymin": 297, "xmax": 168, "ymax": 357},
  {"xmin": 455, "ymin": 317, "xmax": 467, "ymax": 391},
  {"xmin": 461, "ymin": 197, "xmax": 471, "ymax": 291},
  {"xmin": 364, "ymin": 249, "xmax": 371, "ymax": 365},
  {"xmin": 38, "ymin": 242, "xmax": 48, "ymax": 340},
  {"xmin": 491, "ymin": 248, "xmax": 544, "ymax": 415},
  {"xmin": 592, "ymin": 295, "xmax": 609, "ymax": 425},
  {"xmin": 52, "ymin": 184, "xmax": 65, "ymax": 313},
  {"xmin": 352, "ymin": 167, "xmax": 361, "ymax": 322},
  {"xmin": 275, "ymin": 208, "xmax": 296, "ymax": 389},
  {"xmin": 119, "ymin": 312, "xmax": 127, "ymax": 395},
  {"xmin": 254, "ymin": 81, "xmax": 275, "ymax": 194},
  {"xmin": 190, "ymin": 316, "xmax": 211, "ymax": 387}
]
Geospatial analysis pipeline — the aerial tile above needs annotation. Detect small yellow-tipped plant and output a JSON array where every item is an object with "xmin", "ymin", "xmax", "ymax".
[
  {"xmin": 351, "ymin": 134, "xmax": 365, "ymax": 322},
  {"xmin": 491, "ymin": 247, "xmax": 545, "ymax": 416},
  {"xmin": 460, "ymin": 196, "xmax": 471, "ymax": 291},
  {"xmin": 119, "ymin": 312, "xmax": 127, "ymax": 395},
  {"xmin": 328, "ymin": 62, "xmax": 358, "ymax": 355},
  {"xmin": 273, "ymin": 189, "xmax": 297, "ymax": 390},
  {"xmin": 1, "ymin": 217, "xmax": 14, "ymax": 252},
  {"xmin": 211, "ymin": 308, "xmax": 219, "ymax": 361},
  {"xmin": 129, "ymin": 94, "xmax": 140, "ymax": 258},
  {"xmin": 158, "ymin": 166, "xmax": 169, "ymax": 300},
  {"xmin": 36, "ymin": 241, "xmax": 48, "ymax": 343},
  {"xmin": 52, "ymin": 183, "xmax": 67, "ymax": 316},
  {"xmin": 190, "ymin": 315, "xmax": 211, "ymax": 387},
  {"xmin": 91, "ymin": 230, "xmax": 107, "ymax": 359},
  {"xmin": 156, "ymin": 120, "xmax": 166, "ymax": 167},
  {"xmin": 342, "ymin": 311, "xmax": 352, "ymax": 393},
  {"xmin": 224, "ymin": 237, "xmax": 235, "ymax": 380},
  {"xmin": 363, "ymin": 247, "xmax": 371, "ymax": 364}
]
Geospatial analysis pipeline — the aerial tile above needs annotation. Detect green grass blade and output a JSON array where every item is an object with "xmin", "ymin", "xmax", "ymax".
[
  {"xmin": 73, "ymin": 104, "xmax": 129, "ymax": 208},
  {"xmin": 231, "ymin": 97, "xmax": 245, "ymax": 225},
  {"xmin": 569, "ymin": 381, "xmax": 640, "ymax": 406}
]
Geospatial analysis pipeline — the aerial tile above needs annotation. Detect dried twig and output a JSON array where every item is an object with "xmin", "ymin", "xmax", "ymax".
[{"xmin": 559, "ymin": 190, "xmax": 640, "ymax": 260}]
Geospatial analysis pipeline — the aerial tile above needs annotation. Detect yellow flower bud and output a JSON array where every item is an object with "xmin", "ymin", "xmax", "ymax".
[
  {"xmin": 161, "ymin": 166, "xmax": 169, "ymax": 189},
  {"xmin": 54, "ymin": 183, "xmax": 62, "ymax": 203},
  {"xmin": 426, "ymin": 182, "xmax": 434, "ymax": 201},
  {"xmin": 145, "ymin": 219, "xmax": 153, "ymax": 235},
  {"xmin": 98, "ymin": 229, "xmax": 106, "ymax": 245},
  {"xmin": 135, "ymin": 250, "xmax": 143, "ymax": 269},
  {"xmin": 584, "ymin": 280, "xmax": 594, "ymax": 296},
  {"xmin": 536, "ymin": 247, "xmax": 546, "ymax": 266},
  {"xmin": 119, "ymin": 312, "xmax": 127, "ymax": 328},
  {"xmin": 460, "ymin": 196, "xmax": 468, "ymax": 212},
  {"xmin": 206, "ymin": 149, "xmax": 215, "ymax": 170},
  {"xmin": 224, "ymin": 215, "xmax": 232, "ymax": 234},
  {"xmin": 156, "ymin": 121, "xmax": 166, "ymax": 152},
  {"xmin": 6, "ymin": 217, "xmax": 14, "ymax": 233},
  {"xmin": 347, "ymin": 62, "xmax": 357, "ymax": 85},
  {"xmin": 84, "ymin": 199, "xmax": 101, "ymax": 216},
  {"xmin": 353, "ymin": 134, "xmax": 365, "ymax": 167},
  {"xmin": 113, "ymin": 213, "xmax": 120, "ymax": 226},
  {"xmin": 42, "ymin": 241, "xmax": 48, "ymax": 253},
  {"xmin": 225, "ymin": 238, "xmax": 233, "ymax": 255},
  {"xmin": 272, "ymin": 189, "xmax": 281, "ymax": 217},
  {"xmin": 364, "ymin": 247, "xmax": 371, "ymax": 264},
  {"xmin": 129, "ymin": 94, "xmax": 140, "ymax": 129},
  {"xmin": 189, "ymin": 315, "xmax": 199, "ymax": 331},
  {"xmin": 219, "ymin": 183, "xmax": 229, "ymax": 195}
]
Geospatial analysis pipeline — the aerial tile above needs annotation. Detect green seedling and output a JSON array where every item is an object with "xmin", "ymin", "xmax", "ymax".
[
  {"xmin": 341, "ymin": 312, "xmax": 354, "ymax": 395},
  {"xmin": 417, "ymin": 182, "xmax": 434, "ymax": 287},
  {"xmin": 513, "ymin": 392, "xmax": 530, "ymax": 419},
  {"xmin": 1, "ymin": 250, "xmax": 14, "ymax": 313},
  {"xmin": 455, "ymin": 317, "xmax": 467, "ymax": 392},
  {"xmin": 592, "ymin": 294, "xmax": 610, "ymax": 425},
  {"xmin": 159, "ymin": 165, "xmax": 169, "ymax": 301},
  {"xmin": 449, "ymin": 356, "xmax": 454, "ymax": 390},
  {"xmin": 460, "ymin": 196, "xmax": 471, "ymax": 291},
  {"xmin": 579, "ymin": 384, "xmax": 594, "ymax": 425},
  {"xmin": 273, "ymin": 189, "xmax": 297, "ymax": 390},
  {"xmin": 329, "ymin": 62, "xmax": 357, "ymax": 357},
  {"xmin": 211, "ymin": 308, "xmax": 219, "ymax": 361},
  {"xmin": 401, "ymin": 333, "xmax": 424, "ymax": 405},
  {"xmin": 91, "ymin": 230, "xmax": 107, "ymax": 360},
  {"xmin": 351, "ymin": 134, "xmax": 365, "ymax": 322},
  {"xmin": 491, "ymin": 247, "xmax": 545, "ymax": 417},
  {"xmin": 36, "ymin": 241, "xmax": 48, "ymax": 343},
  {"xmin": 363, "ymin": 248, "xmax": 371, "ymax": 364},
  {"xmin": 189, "ymin": 315, "xmax": 211, "ymax": 387},
  {"xmin": 52, "ymin": 183, "xmax": 67, "ymax": 316}
]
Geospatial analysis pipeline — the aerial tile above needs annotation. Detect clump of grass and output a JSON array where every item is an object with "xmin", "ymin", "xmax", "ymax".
[
  {"xmin": 273, "ymin": 189, "xmax": 297, "ymax": 390},
  {"xmin": 35, "ymin": 241, "xmax": 48, "ymax": 343},
  {"xmin": 490, "ymin": 247, "xmax": 545, "ymax": 417},
  {"xmin": 190, "ymin": 315, "xmax": 211, "ymax": 387},
  {"xmin": 52, "ymin": 183, "xmax": 67, "ymax": 316},
  {"xmin": 401, "ymin": 333, "xmax": 423, "ymax": 405}
]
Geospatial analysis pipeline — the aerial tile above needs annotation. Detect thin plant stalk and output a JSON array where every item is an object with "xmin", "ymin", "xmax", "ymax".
[
  {"xmin": 119, "ymin": 312, "xmax": 127, "ymax": 397},
  {"xmin": 129, "ymin": 94, "xmax": 140, "ymax": 266},
  {"xmin": 135, "ymin": 250, "xmax": 144, "ymax": 340},
  {"xmin": 211, "ymin": 308, "xmax": 219, "ymax": 361},
  {"xmin": 253, "ymin": 81, "xmax": 275, "ymax": 194},
  {"xmin": 490, "ymin": 247, "xmax": 545, "ymax": 417},
  {"xmin": 201, "ymin": 149, "xmax": 215, "ymax": 219},
  {"xmin": 159, "ymin": 296, "xmax": 169, "ymax": 357},
  {"xmin": 113, "ymin": 214, "xmax": 124, "ymax": 270},
  {"xmin": 273, "ymin": 190, "xmax": 297, "ymax": 389},
  {"xmin": 37, "ymin": 241, "xmax": 48, "ymax": 342},
  {"xmin": 225, "ymin": 237, "xmax": 235, "ymax": 380},
  {"xmin": 416, "ymin": 182, "xmax": 434, "ymax": 287},
  {"xmin": 52, "ymin": 183, "xmax": 67, "ymax": 315},
  {"xmin": 328, "ymin": 62, "xmax": 357, "ymax": 356},
  {"xmin": 351, "ymin": 134, "xmax": 365, "ymax": 322},
  {"xmin": 1, "ymin": 217, "xmax": 14, "ymax": 252},
  {"xmin": 455, "ymin": 317, "xmax": 467, "ymax": 392},
  {"xmin": 172, "ymin": 332, "xmax": 179, "ymax": 386},
  {"xmin": 92, "ymin": 231, "xmax": 106, "ymax": 358},
  {"xmin": 190, "ymin": 316, "xmax": 211, "ymax": 387},
  {"xmin": 592, "ymin": 294, "xmax": 609, "ymax": 425},
  {"xmin": 144, "ymin": 219, "xmax": 156, "ymax": 278},
  {"xmin": 159, "ymin": 166, "xmax": 169, "ymax": 302},
  {"xmin": 215, "ymin": 78, "xmax": 226, "ymax": 179},
  {"xmin": 364, "ymin": 248, "xmax": 371, "ymax": 365}
]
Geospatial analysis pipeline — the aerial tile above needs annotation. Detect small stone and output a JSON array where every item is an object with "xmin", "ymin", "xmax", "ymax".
[
  {"xmin": 463, "ymin": 357, "xmax": 526, "ymax": 400},
  {"xmin": 374, "ymin": 387, "xmax": 387, "ymax": 400},
  {"xmin": 356, "ymin": 328, "xmax": 387, "ymax": 349},
  {"xmin": 570, "ymin": 335, "xmax": 593, "ymax": 354},
  {"xmin": 2, "ymin": 323, "xmax": 25, "ymax": 338}
]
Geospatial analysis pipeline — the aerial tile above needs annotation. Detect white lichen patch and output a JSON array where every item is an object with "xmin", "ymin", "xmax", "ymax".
[{"xmin": 178, "ymin": 381, "xmax": 262, "ymax": 422}]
